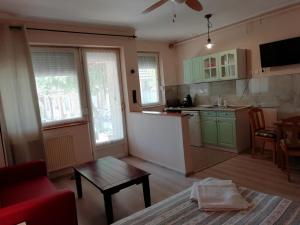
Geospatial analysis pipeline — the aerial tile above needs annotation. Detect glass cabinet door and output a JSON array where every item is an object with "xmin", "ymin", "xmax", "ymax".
[
  {"xmin": 203, "ymin": 55, "xmax": 218, "ymax": 81},
  {"xmin": 204, "ymin": 58, "xmax": 210, "ymax": 80},
  {"xmin": 220, "ymin": 51, "xmax": 237, "ymax": 79}
]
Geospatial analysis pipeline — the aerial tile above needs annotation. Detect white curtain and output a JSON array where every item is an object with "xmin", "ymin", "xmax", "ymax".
[
  {"xmin": 85, "ymin": 50, "xmax": 124, "ymax": 145},
  {"xmin": 0, "ymin": 24, "xmax": 45, "ymax": 165},
  {"xmin": 0, "ymin": 125, "xmax": 6, "ymax": 167}
]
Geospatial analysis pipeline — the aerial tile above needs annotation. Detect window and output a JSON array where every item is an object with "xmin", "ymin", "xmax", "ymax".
[
  {"xmin": 31, "ymin": 48, "xmax": 82, "ymax": 125},
  {"xmin": 137, "ymin": 53, "xmax": 161, "ymax": 106}
]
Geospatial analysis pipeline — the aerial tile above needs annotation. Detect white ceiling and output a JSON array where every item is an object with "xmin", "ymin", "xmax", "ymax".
[{"xmin": 1, "ymin": 0, "xmax": 300, "ymax": 42}]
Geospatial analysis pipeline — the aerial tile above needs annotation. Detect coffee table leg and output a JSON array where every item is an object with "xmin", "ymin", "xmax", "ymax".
[
  {"xmin": 104, "ymin": 193, "xmax": 114, "ymax": 224},
  {"xmin": 142, "ymin": 176, "xmax": 151, "ymax": 208},
  {"xmin": 74, "ymin": 170, "xmax": 82, "ymax": 198}
]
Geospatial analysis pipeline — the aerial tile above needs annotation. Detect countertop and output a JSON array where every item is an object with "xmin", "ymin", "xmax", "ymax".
[
  {"xmin": 165, "ymin": 105, "xmax": 252, "ymax": 112},
  {"xmin": 133, "ymin": 111, "xmax": 184, "ymax": 117}
]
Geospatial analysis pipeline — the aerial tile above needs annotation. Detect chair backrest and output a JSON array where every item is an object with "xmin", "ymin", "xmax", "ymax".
[
  {"xmin": 249, "ymin": 108, "xmax": 265, "ymax": 133},
  {"xmin": 281, "ymin": 116, "xmax": 300, "ymax": 148}
]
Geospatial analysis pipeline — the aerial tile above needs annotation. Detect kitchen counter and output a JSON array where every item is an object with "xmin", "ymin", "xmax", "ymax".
[
  {"xmin": 165, "ymin": 105, "xmax": 252, "ymax": 112},
  {"xmin": 140, "ymin": 111, "xmax": 184, "ymax": 117},
  {"xmin": 128, "ymin": 111, "xmax": 192, "ymax": 175}
]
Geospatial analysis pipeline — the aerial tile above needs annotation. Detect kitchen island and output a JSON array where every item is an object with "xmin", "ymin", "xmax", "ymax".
[{"xmin": 126, "ymin": 111, "xmax": 193, "ymax": 176}]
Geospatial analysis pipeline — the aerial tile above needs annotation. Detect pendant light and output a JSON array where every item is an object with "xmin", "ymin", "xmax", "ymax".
[{"xmin": 205, "ymin": 14, "xmax": 214, "ymax": 49}]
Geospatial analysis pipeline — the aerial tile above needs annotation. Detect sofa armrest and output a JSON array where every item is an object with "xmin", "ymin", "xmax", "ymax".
[
  {"xmin": 0, "ymin": 161, "xmax": 47, "ymax": 185},
  {"xmin": 0, "ymin": 190, "xmax": 78, "ymax": 225}
]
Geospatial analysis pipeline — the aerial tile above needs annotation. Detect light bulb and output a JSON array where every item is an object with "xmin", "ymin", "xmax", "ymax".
[
  {"xmin": 206, "ymin": 38, "xmax": 214, "ymax": 49},
  {"xmin": 206, "ymin": 43, "xmax": 213, "ymax": 49}
]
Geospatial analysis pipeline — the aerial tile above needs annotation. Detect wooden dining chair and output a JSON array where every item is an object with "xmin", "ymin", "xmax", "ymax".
[
  {"xmin": 279, "ymin": 116, "xmax": 300, "ymax": 182},
  {"xmin": 249, "ymin": 108, "xmax": 278, "ymax": 162}
]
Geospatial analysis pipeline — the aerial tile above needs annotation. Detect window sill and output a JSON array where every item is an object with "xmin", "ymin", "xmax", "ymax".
[{"xmin": 42, "ymin": 120, "xmax": 88, "ymax": 131}]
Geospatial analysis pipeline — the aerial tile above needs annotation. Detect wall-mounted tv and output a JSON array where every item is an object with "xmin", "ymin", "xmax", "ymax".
[{"xmin": 259, "ymin": 36, "xmax": 300, "ymax": 68}]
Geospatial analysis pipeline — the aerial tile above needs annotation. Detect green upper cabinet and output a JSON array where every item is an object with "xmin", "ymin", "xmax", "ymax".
[
  {"xmin": 202, "ymin": 54, "xmax": 219, "ymax": 81},
  {"xmin": 183, "ymin": 56, "xmax": 203, "ymax": 84},
  {"xmin": 219, "ymin": 49, "xmax": 246, "ymax": 80},
  {"xmin": 182, "ymin": 49, "xmax": 246, "ymax": 84},
  {"xmin": 183, "ymin": 59, "xmax": 193, "ymax": 84},
  {"xmin": 192, "ymin": 56, "xmax": 203, "ymax": 83}
]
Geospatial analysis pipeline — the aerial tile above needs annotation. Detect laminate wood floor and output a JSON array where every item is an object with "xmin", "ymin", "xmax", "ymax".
[{"xmin": 53, "ymin": 154, "xmax": 300, "ymax": 225}]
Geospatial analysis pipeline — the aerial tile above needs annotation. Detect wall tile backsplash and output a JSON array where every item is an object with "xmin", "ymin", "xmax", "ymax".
[{"xmin": 165, "ymin": 73, "xmax": 300, "ymax": 118}]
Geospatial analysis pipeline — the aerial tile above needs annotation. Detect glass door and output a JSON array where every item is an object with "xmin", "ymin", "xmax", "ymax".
[{"xmin": 83, "ymin": 49, "xmax": 125, "ymax": 146}]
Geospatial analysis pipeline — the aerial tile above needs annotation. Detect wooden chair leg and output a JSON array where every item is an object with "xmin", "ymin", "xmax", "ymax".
[
  {"xmin": 285, "ymin": 154, "xmax": 291, "ymax": 182},
  {"xmin": 261, "ymin": 141, "xmax": 266, "ymax": 155},
  {"xmin": 252, "ymin": 138, "xmax": 256, "ymax": 158},
  {"xmin": 272, "ymin": 142, "xmax": 276, "ymax": 164}
]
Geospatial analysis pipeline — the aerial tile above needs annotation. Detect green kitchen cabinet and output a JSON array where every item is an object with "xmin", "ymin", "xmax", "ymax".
[
  {"xmin": 202, "ymin": 54, "xmax": 219, "ymax": 81},
  {"xmin": 183, "ymin": 56, "xmax": 203, "ymax": 84},
  {"xmin": 217, "ymin": 118, "xmax": 236, "ymax": 148},
  {"xmin": 201, "ymin": 111, "xmax": 237, "ymax": 148},
  {"xmin": 200, "ymin": 109, "xmax": 250, "ymax": 153},
  {"xmin": 183, "ymin": 59, "xmax": 193, "ymax": 84},
  {"xmin": 192, "ymin": 56, "xmax": 203, "ymax": 83},
  {"xmin": 219, "ymin": 49, "xmax": 246, "ymax": 80},
  {"xmin": 201, "ymin": 118, "xmax": 218, "ymax": 145},
  {"xmin": 182, "ymin": 49, "xmax": 247, "ymax": 84}
]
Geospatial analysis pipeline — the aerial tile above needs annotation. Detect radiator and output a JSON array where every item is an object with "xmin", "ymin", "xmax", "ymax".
[{"xmin": 44, "ymin": 135, "xmax": 76, "ymax": 172}]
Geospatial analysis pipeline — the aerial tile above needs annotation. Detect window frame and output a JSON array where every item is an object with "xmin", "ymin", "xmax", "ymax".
[
  {"xmin": 31, "ymin": 46, "xmax": 86, "ymax": 127},
  {"xmin": 137, "ymin": 52, "xmax": 163, "ymax": 107}
]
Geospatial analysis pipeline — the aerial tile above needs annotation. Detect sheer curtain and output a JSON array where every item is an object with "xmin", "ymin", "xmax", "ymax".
[
  {"xmin": 85, "ymin": 50, "xmax": 124, "ymax": 145},
  {"xmin": 0, "ymin": 24, "xmax": 45, "ymax": 165}
]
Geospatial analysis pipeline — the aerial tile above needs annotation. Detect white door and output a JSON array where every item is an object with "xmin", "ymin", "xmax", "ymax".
[{"xmin": 82, "ymin": 49, "xmax": 127, "ymax": 157}]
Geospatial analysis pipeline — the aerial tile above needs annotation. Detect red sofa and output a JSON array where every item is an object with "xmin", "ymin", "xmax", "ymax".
[{"xmin": 0, "ymin": 161, "xmax": 78, "ymax": 225}]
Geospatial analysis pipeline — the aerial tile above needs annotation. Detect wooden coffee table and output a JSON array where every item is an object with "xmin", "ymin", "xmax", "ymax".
[{"xmin": 73, "ymin": 156, "xmax": 151, "ymax": 224}]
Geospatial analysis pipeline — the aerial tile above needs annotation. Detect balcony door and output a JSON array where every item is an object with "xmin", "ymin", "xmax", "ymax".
[{"xmin": 82, "ymin": 49, "xmax": 126, "ymax": 156}]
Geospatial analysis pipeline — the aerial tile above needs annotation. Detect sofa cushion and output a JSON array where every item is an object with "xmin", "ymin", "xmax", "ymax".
[{"xmin": 0, "ymin": 177, "xmax": 57, "ymax": 207}]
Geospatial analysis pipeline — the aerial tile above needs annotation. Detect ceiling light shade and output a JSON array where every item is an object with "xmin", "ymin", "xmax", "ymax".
[{"xmin": 205, "ymin": 14, "xmax": 214, "ymax": 49}]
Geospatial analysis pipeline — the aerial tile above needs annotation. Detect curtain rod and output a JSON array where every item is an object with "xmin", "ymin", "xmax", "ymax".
[{"xmin": 9, "ymin": 26, "xmax": 137, "ymax": 38}]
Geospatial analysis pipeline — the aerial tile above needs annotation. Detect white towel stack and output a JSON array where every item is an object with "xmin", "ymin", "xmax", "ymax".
[{"xmin": 190, "ymin": 177, "xmax": 252, "ymax": 212}]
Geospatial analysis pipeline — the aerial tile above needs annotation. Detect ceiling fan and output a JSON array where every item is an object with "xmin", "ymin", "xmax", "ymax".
[{"xmin": 143, "ymin": 0, "xmax": 203, "ymax": 14}]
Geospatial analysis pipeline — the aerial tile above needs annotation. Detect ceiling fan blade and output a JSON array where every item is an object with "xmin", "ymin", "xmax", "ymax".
[
  {"xmin": 185, "ymin": 0, "xmax": 203, "ymax": 12},
  {"xmin": 143, "ymin": 0, "xmax": 169, "ymax": 14}
]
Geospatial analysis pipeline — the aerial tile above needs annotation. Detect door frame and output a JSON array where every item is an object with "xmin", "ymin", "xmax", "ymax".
[{"xmin": 80, "ymin": 47, "xmax": 128, "ymax": 156}]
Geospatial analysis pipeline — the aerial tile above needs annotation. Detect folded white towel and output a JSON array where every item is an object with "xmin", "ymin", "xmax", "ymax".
[
  {"xmin": 190, "ymin": 177, "xmax": 233, "ymax": 201},
  {"xmin": 190, "ymin": 177, "xmax": 251, "ymax": 212}
]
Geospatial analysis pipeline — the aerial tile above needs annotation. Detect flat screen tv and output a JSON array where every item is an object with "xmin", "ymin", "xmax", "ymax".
[{"xmin": 259, "ymin": 36, "xmax": 300, "ymax": 68}]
